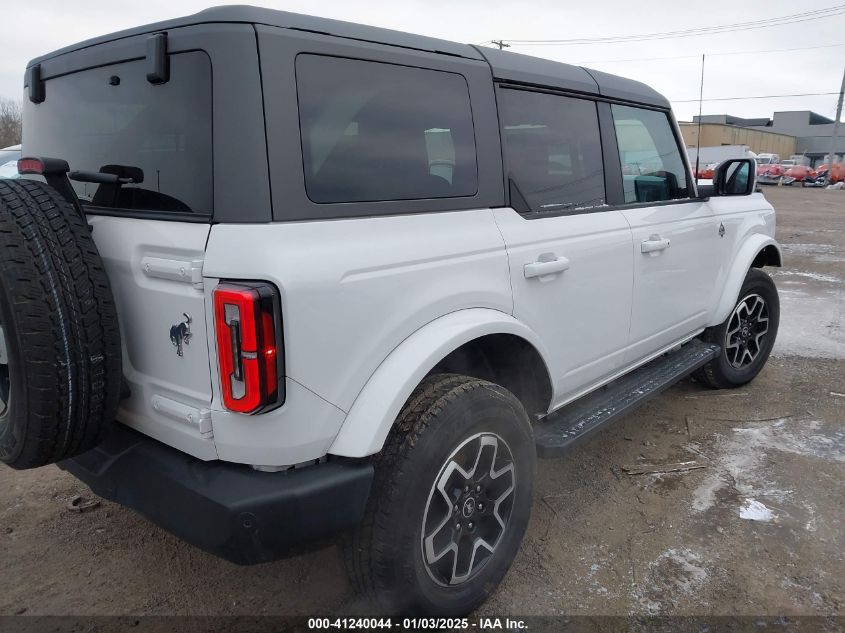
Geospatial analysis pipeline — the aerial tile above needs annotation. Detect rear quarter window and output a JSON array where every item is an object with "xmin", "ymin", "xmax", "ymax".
[{"xmin": 295, "ymin": 54, "xmax": 478, "ymax": 204}]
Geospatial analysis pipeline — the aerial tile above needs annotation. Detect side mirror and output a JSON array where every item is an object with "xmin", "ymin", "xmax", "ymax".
[{"xmin": 713, "ymin": 158, "xmax": 755, "ymax": 196}]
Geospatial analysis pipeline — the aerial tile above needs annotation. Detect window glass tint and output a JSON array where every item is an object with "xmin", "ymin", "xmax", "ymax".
[
  {"xmin": 24, "ymin": 52, "xmax": 212, "ymax": 214},
  {"xmin": 498, "ymin": 89, "xmax": 605, "ymax": 214},
  {"xmin": 611, "ymin": 105, "xmax": 689, "ymax": 204},
  {"xmin": 296, "ymin": 55, "xmax": 478, "ymax": 204}
]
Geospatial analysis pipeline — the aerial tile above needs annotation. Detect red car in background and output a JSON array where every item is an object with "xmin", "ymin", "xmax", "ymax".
[
  {"xmin": 785, "ymin": 164, "xmax": 815, "ymax": 182},
  {"xmin": 816, "ymin": 163, "xmax": 845, "ymax": 184},
  {"xmin": 756, "ymin": 162, "xmax": 785, "ymax": 184},
  {"xmin": 754, "ymin": 153, "xmax": 784, "ymax": 184}
]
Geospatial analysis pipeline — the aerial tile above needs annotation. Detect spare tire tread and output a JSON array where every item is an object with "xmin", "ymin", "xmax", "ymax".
[{"xmin": 0, "ymin": 179, "xmax": 121, "ymax": 469}]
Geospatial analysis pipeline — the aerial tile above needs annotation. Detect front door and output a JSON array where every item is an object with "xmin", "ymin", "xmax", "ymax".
[
  {"xmin": 608, "ymin": 104, "xmax": 721, "ymax": 363},
  {"xmin": 493, "ymin": 87, "xmax": 634, "ymax": 409}
]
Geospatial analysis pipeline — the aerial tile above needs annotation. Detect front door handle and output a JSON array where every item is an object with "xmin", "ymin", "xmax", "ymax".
[
  {"xmin": 641, "ymin": 235, "xmax": 671, "ymax": 253},
  {"xmin": 524, "ymin": 255, "xmax": 570, "ymax": 280}
]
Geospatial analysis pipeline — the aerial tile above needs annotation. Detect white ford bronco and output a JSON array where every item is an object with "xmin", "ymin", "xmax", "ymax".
[{"xmin": 0, "ymin": 6, "xmax": 781, "ymax": 615}]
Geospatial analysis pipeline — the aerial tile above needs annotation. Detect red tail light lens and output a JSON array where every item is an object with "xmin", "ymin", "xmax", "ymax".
[
  {"xmin": 17, "ymin": 158, "xmax": 44, "ymax": 175},
  {"xmin": 213, "ymin": 282, "xmax": 283, "ymax": 414}
]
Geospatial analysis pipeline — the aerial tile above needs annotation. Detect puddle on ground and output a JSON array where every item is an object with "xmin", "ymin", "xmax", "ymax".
[
  {"xmin": 774, "ymin": 270, "xmax": 842, "ymax": 284},
  {"xmin": 689, "ymin": 419, "xmax": 844, "ymax": 526},
  {"xmin": 773, "ymin": 278, "xmax": 845, "ymax": 359},
  {"xmin": 632, "ymin": 548, "xmax": 709, "ymax": 614},
  {"xmin": 780, "ymin": 243, "xmax": 845, "ymax": 264}
]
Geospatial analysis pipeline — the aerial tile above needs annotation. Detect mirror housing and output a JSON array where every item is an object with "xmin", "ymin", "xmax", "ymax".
[
  {"xmin": 697, "ymin": 158, "xmax": 757, "ymax": 198},
  {"xmin": 709, "ymin": 158, "xmax": 756, "ymax": 197}
]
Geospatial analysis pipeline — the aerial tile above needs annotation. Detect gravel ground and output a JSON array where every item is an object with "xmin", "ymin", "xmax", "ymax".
[{"xmin": 0, "ymin": 186, "xmax": 843, "ymax": 618}]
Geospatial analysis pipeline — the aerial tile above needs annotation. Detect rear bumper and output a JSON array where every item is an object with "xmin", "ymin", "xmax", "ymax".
[{"xmin": 59, "ymin": 424, "xmax": 373, "ymax": 564}]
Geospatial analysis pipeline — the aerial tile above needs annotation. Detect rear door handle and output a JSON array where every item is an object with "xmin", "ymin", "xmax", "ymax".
[
  {"xmin": 524, "ymin": 256, "xmax": 570, "ymax": 280},
  {"xmin": 641, "ymin": 235, "xmax": 671, "ymax": 253}
]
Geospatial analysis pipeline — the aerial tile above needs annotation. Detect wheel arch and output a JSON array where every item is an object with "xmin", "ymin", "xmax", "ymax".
[
  {"xmin": 710, "ymin": 236, "xmax": 782, "ymax": 327},
  {"xmin": 328, "ymin": 308, "xmax": 553, "ymax": 458},
  {"xmin": 751, "ymin": 243, "xmax": 783, "ymax": 268}
]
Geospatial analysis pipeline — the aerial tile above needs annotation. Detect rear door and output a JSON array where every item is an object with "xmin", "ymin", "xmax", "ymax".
[
  {"xmin": 608, "ymin": 105, "xmax": 721, "ymax": 362},
  {"xmin": 21, "ymin": 25, "xmax": 271, "ymax": 459},
  {"xmin": 493, "ymin": 87, "xmax": 634, "ymax": 408}
]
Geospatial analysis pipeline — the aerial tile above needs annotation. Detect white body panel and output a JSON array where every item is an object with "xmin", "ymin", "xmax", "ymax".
[
  {"xmin": 492, "ymin": 208, "xmax": 634, "ymax": 408},
  {"xmin": 202, "ymin": 209, "xmax": 512, "ymax": 464},
  {"xmin": 329, "ymin": 308, "xmax": 549, "ymax": 457},
  {"xmin": 88, "ymin": 216, "xmax": 217, "ymax": 460},
  {"xmin": 620, "ymin": 200, "xmax": 721, "ymax": 363},
  {"xmin": 707, "ymin": 193, "xmax": 780, "ymax": 324},
  {"xmin": 93, "ymin": 194, "xmax": 779, "ymax": 467}
]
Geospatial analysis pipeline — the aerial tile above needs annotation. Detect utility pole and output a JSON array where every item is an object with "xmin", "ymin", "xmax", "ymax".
[
  {"xmin": 826, "ymin": 66, "xmax": 845, "ymax": 185},
  {"xmin": 491, "ymin": 40, "xmax": 510, "ymax": 50},
  {"xmin": 694, "ymin": 54, "xmax": 705, "ymax": 179}
]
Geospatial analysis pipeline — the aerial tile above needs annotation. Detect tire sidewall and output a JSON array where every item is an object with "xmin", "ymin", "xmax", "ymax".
[
  {"xmin": 387, "ymin": 382, "xmax": 535, "ymax": 615},
  {"xmin": 712, "ymin": 270, "xmax": 780, "ymax": 385},
  {"xmin": 0, "ymin": 274, "xmax": 27, "ymax": 464},
  {"xmin": 0, "ymin": 179, "xmax": 122, "ymax": 469}
]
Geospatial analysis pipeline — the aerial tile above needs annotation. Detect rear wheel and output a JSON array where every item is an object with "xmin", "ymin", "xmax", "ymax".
[
  {"xmin": 0, "ymin": 179, "xmax": 122, "ymax": 469},
  {"xmin": 694, "ymin": 268, "xmax": 779, "ymax": 389},
  {"xmin": 343, "ymin": 374, "xmax": 536, "ymax": 615}
]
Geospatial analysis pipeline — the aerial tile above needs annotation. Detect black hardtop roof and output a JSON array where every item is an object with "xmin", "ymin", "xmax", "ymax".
[
  {"xmin": 27, "ymin": 4, "xmax": 669, "ymax": 109},
  {"xmin": 474, "ymin": 47, "xmax": 669, "ymax": 108}
]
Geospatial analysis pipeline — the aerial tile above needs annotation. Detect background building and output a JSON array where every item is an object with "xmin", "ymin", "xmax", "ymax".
[
  {"xmin": 680, "ymin": 121, "xmax": 795, "ymax": 158},
  {"xmin": 681, "ymin": 110, "xmax": 843, "ymax": 167}
]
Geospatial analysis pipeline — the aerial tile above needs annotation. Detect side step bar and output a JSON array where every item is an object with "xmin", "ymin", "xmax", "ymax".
[{"xmin": 535, "ymin": 340, "xmax": 720, "ymax": 458}]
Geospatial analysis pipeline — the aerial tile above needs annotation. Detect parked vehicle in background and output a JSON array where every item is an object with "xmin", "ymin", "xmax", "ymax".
[
  {"xmin": 2, "ymin": 7, "xmax": 783, "ymax": 615},
  {"xmin": 756, "ymin": 153, "xmax": 785, "ymax": 184},
  {"xmin": 688, "ymin": 144, "xmax": 755, "ymax": 181},
  {"xmin": 0, "ymin": 145, "xmax": 21, "ymax": 179},
  {"xmin": 756, "ymin": 153, "xmax": 780, "ymax": 165},
  {"xmin": 787, "ymin": 154, "xmax": 811, "ymax": 167},
  {"xmin": 0, "ymin": 145, "xmax": 21, "ymax": 161},
  {"xmin": 815, "ymin": 163, "xmax": 845, "ymax": 184},
  {"xmin": 784, "ymin": 164, "xmax": 816, "ymax": 186},
  {"xmin": 687, "ymin": 144, "xmax": 755, "ymax": 166}
]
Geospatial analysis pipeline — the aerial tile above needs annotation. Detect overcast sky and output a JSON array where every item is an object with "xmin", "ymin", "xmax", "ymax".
[{"xmin": 3, "ymin": 0, "xmax": 844, "ymax": 123}]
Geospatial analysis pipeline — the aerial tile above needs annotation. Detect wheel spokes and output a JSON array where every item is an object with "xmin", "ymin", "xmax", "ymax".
[
  {"xmin": 0, "ymin": 323, "xmax": 9, "ymax": 415},
  {"xmin": 421, "ymin": 432, "xmax": 517, "ymax": 586},
  {"xmin": 724, "ymin": 293, "xmax": 769, "ymax": 369}
]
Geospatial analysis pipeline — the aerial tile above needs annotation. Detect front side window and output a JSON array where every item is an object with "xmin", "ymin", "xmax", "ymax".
[
  {"xmin": 611, "ymin": 105, "xmax": 689, "ymax": 204},
  {"xmin": 296, "ymin": 55, "xmax": 478, "ymax": 204},
  {"xmin": 498, "ymin": 89, "xmax": 606, "ymax": 214}
]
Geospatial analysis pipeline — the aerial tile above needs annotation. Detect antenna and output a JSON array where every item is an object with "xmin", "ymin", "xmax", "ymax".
[{"xmin": 694, "ymin": 53, "xmax": 705, "ymax": 179}]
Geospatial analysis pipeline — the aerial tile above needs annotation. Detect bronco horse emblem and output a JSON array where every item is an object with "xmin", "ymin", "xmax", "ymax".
[{"xmin": 169, "ymin": 313, "xmax": 193, "ymax": 357}]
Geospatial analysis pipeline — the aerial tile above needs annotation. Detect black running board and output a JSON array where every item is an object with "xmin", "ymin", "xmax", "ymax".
[{"xmin": 534, "ymin": 340, "xmax": 720, "ymax": 458}]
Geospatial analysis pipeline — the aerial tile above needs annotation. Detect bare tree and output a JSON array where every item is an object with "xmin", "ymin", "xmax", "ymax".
[{"xmin": 0, "ymin": 99, "xmax": 22, "ymax": 148}]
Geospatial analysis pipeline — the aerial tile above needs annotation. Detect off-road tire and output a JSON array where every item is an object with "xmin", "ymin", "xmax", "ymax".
[
  {"xmin": 694, "ymin": 268, "xmax": 779, "ymax": 389},
  {"xmin": 342, "ymin": 374, "xmax": 536, "ymax": 615},
  {"xmin": 0, "ymin": 179, "xmax": 122, "ymax": 469}
]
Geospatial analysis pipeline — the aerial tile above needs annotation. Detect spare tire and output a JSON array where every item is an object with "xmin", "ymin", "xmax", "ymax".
[{"xmin": 0, "ymin": 179, "xmax": 122, "ymax": 469}]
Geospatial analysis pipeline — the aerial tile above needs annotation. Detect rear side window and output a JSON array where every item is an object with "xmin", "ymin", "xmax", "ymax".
[
  {"xmin": 24, "ymin": 52, "xmax": 212, "ymax": 215},
  {"xmin": 296, "ymin": 55, "xmax": 478, "ymax": 204},
  {"xmin": 611, "ymin": 105, "xmax": 689, "ymax": 204},
  {"xmin": 498, "ymin": 89, "xmax": 606, "ymax": 215}
]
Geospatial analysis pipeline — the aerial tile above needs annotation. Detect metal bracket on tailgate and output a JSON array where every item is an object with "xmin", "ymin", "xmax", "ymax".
[
  {"xmin": 151, "ymin": 394, "xmax": 213, "ymax": 438},
  {"xmin": 141, "ymin": 256, "xmax": 204, "ymax": 290}
]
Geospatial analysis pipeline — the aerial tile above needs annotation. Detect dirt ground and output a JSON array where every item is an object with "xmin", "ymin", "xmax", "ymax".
[{"xmin": 0, "ymin": 186, "xmax": 843, "ymax": 618}]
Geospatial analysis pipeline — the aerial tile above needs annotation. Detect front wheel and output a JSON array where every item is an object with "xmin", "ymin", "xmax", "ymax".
[
  {"xmin": 343, "ymin": 374, "xmax": 536, "ymax": 615},
  {"xmin": 694, "ymin": 268, "xmax": 780, "ymax": 389}
]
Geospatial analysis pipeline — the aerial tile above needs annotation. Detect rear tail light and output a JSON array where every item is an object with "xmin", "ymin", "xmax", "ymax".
[
  {"xmin": 17, "ymin": 158, "xmax": 44, "ymax": 175},
  {"xmin": 213, "ymin": 282, "xmax": 284, "ymax": 414}
]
